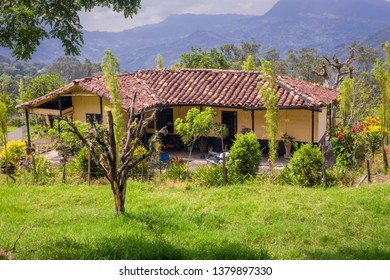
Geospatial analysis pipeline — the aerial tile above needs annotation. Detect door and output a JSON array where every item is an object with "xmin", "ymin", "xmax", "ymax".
[
  {"xmin": 221, "ymin": 111, "xmax": 237, "ymax": 149},
  {"xmin": 158, "ymin": 108, "xmax": 174, "ymax": 133}
]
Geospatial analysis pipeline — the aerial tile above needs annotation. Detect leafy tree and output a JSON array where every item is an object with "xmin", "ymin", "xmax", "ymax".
[
  {"xmin": 175, "ymin": 107, "xmax": 215, "ymax": 165},
  {"xmin": 286, "ymin": 48, "xmax": 324, "ymax": 84},
  {"xmin": 353, "ymin": 43, "xmax": 380, "ymax": 73},
  {"xmin": 20, "ymin": 73, "xmax": 64, "ymax": 102},
  {"xmin": 156, "ymin": 53, "xmax": 164, "ymax": 68},
  {"xmin": 82, "ymin": 58, "xmax": 102, "ymax": 77},
  {"xmin": 0, "ymin": 0, "xmax": 141, "ymax": 60},
  {"xmin": 176, "ymin": 47, "xmax": 231, "ymax": 69},
  {"xmin": 213, "ymin": 122, "xmax": 229, "ymax": 152},
  {"xmin": 241, "ymin": 55, "xmax": 257, "ymax": 71},
  {"xmin": 0, "ymin": 74, "xmax": 20, "ymax": 102},
  {"xmin": 263, "ymin": 48, "xmax": 287, "ymax": 75},
  {"xmin": 49, "ymin": 57, "xmax": 101, "ymax": 83},
  {"xmin": 220, "ymin": 38, "xmax": 261, "ymax": 69},
  {"xmin": 0, "ymin": 80, "xmax": 15, "ymax": 115},
  {"xmin": 351, "ymin": 73, "xmax": 379, "ymax": 120},
  {"xmin": 374, "ymin": 41, "xmax": 390, "ymax": 170},
  {"xmin": 338, "ymin": 77, "xmax": 354, "ymax": 126},
  {"xmin": 102, "ymin": 50, "xmax": 123, "ymax": 159},
  {"xmin": 49, "ymin": 57, "xmax": 83, "ymax": 83},
  {"xmin": 259, "ymin": 59, "xmax": 279, "ymax": 183}
]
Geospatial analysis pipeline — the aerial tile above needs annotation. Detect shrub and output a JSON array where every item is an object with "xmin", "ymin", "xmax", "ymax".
[
  {"xmin": 191, "ymin": 164, "xmax": 224, "ymax": 187},
  {"xmin": 362, "ymin": 116, "xmax": 382, "ymax": 160},
  {"xmin": 18, "ymin": 156, "xmax": 57, "ymax": 185},
  {"xmin": 228, "ymin": 132, "xmax": 262, "ymax": 176},
  {"xmin": 326, "ymin": 164, "xmax": 357, "ymax": 187},
  {"xmin": 164, "ymin": 156, "xmax": 187, "ymax": 181},
  {"xmin": 48, "ymin": 120, "xmax": 87, "ymax": 154},
  {"xmin": 0, "ymin": 140, "xmax": 26, "ymax": 168},
  {"xmin": 68, "ymin": 146, "xmax": 103, "ymax": 179},
  {"xmin": 278, "ymin": 143, "xmax": 323, "ymax": 187},
  {"xmin": 129, "ymin": 146, "xmax": 149, "ymax": 180},
  {"xmin": 8, "ymin": 117, "xmax": 24, "ymax": 128},
  {"xmin": 330, "ymin": 123, "xmax": 363, "ymax": 167}
]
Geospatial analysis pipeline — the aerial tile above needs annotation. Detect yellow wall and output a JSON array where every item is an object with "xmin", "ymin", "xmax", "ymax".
[
  {"xmin": 70, "ymin": 96, "xmax": 325, "ymax": 143},
  {"xmin": 170, "ymin": 106, "xmax": 325, "ymax": 143},
  {"xmin": 72, "ymin": 95, "xmax": 110, "ymax": 123},
  {"xmin": 277, "ymin": 110, "xmax": 318, "ymax": 142}
]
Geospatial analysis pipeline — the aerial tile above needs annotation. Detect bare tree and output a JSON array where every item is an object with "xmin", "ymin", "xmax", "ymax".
[
  {"xmin": 62, "ymin": 95, "xmax": 165, "ymax": 216},
  {"xmin": 315, "ymin": 46, "xmax": 355, "ymax": 130}
]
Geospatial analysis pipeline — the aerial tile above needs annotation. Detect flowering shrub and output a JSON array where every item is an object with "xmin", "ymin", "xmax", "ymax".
[
  {"xmin": 362, "ymin": 116, "xmax": 382, "ymax": 158},
  {"xmin": 330, "ymin": 123, "xmax": 363, "ymax": 167},
  {"xmin": 0, "ymin": 140, "xmax": 26, "ymax": 168},
  {"xmin": 331, "ymin": 116, "xmax": 384, "ymax": 167}
]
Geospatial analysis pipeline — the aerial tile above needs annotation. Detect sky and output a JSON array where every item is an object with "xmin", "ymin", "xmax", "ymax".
[{"xmin": 79, "ymin": 0, "xmax": 279, "ymax": 32}]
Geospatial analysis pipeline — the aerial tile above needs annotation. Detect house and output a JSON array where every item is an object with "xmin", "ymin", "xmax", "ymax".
[{"xmin": 16, "ymin": 68, "xmax": 339, "ymax": 153}]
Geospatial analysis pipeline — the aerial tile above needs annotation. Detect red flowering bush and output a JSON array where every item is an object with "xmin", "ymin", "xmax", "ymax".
[{"xmin": 330, "ymin": 123, "xmax": 363, "ymax": 167}]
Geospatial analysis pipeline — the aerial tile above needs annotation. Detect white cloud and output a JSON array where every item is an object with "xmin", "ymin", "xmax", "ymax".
[{"xmin": 79, "ymin": 0, "xmax": 278, "ymax": 32}]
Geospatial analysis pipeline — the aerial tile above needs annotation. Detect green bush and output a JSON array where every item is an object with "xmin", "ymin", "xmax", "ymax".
[
  {"xmin": 278, "ymin": 143, "xmax": 323, "ymax": 187},
  {"xmin": 0, "ymin": 140, "xmax": 26, "ymax": 168},
  {"xmin": 68, "ymin": 146, "xmax": 103, "ymax": 179},
  {"xmin": 326, "ymin": 164, "xmax": 358, "ymax": 187},
  {"xmin": 8, "ymin": 117, "xmax": 24, "ymax": 128},
  {"xmin": 18, "ymin": 156, "xmax": 57, "ymax": 185},
  {"xmin": 228, "ymin": 132, "xmax": 262, "ymax": 176},
  {"xmin": 191, "ymin": 164, "xmax": 224, "ymax": 187},
  {"xmin": 164, "ymin": 156, "xmax": 187, "ymax": 181},
  {"xmin": 129, "ymin": 146, "xmax": 150, "ymax": 180}
]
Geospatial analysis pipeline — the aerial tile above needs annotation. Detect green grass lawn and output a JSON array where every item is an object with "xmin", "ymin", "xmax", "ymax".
[{"xmin": 0, "ymin": 181, "xmax": 389, "ymax": 260}]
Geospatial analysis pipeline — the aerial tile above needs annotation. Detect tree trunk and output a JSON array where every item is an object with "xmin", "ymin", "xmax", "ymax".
[
  {"xmin": 331, "ymin": 102, "xmax": 337, "ymax": 133},
  {"xmin": 186, "ymin": 139, "xmax": 196, "ymax": 174},
  {"xmin": 112, "ymin": 179, "xmax": 127, "ymax": 216},
  {"xmin": 382, "ymin": 139, "xmax": 388, "ymax": 171}
]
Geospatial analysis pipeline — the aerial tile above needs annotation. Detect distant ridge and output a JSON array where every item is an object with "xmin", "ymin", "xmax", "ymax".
[{"xmin": 1, "ymin": 1, "xmax": 389, "ymax": 70}]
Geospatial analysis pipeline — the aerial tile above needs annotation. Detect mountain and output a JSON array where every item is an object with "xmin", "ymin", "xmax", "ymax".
[
  {"xmin": 1, "ymin": 0, "xmax": 390, "ymax": 70},
  {"xmin": 266, "ymin": 0, "xmax": 390, "ymax": 21}
]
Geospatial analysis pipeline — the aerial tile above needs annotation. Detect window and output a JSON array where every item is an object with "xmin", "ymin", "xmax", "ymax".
[{"xmin": 86, "ymin": 113, "xmax": 102, "ymax": 124}]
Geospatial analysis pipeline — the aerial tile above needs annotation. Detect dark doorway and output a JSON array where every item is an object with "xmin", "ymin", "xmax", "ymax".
[
  {"xmin": 222, "ymin": 111, "xmax": 237, "ymax": 149},
  {"xmin": 159, "ymin": 108, "xmax": 174, "ymax": 133}
]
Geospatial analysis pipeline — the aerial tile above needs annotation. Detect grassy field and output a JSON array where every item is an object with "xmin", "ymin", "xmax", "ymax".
[{"xmin": 0, "ymin": 181, "xmax": 389, "ymax": 260}]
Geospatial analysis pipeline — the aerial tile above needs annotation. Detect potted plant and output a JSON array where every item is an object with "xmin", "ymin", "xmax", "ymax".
[{"xmin": 281, "ymin": 133, "xmax": 294, "ymax": 158}]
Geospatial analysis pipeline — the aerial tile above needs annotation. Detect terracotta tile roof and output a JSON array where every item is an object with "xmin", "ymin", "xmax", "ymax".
[
  {"xmin": 134, "ymin": 68, "xmax": 339, "ymax": 110},
  {"xmin": 16, "ymin": 68, "xmax": 339, "ymax": 112},
  {"xmin": 16, "ymin": 74, "xmax": 161, "ymax": 112}
]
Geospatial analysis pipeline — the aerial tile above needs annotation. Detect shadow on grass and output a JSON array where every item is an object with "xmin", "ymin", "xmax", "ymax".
[
  {"xmin": 39, "ymin": 236, "xmax": 271, "ymax": 260},
  {"xmin": 37, "ymin": 212, "xmax": 270, "ymax": 260},
  {"xmin": 303, "ymin": 247, "xmax": 390, "ymax": 260}
]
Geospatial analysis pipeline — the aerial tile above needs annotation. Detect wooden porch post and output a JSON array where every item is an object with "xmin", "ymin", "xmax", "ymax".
[
  {"xmin": 99, "ymin": 96, "xmax": 103, "ymax": 120},
  {"xmin": 58, "ymin": 96, "xmax": 62, "ymax": 133},
  {"xmin": 251, "ymin": 110, "xmax": 255, "ymax": 132},
  {"xmin": 25, "ymin": 109, "xmax": 31, "ymax": 148},
  {"xmin": 311, "ymin": 110, "xmax": 315, "ymax": 143}
]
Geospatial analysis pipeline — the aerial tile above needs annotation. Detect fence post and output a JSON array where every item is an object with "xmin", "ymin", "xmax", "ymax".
[
  {"xmin": 222, "ymin": 152, "xmax": 227, "ymax": 185},
  {"xmin": 366, "ymin": 159, "xmax": 371, "ymax": 183}
]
